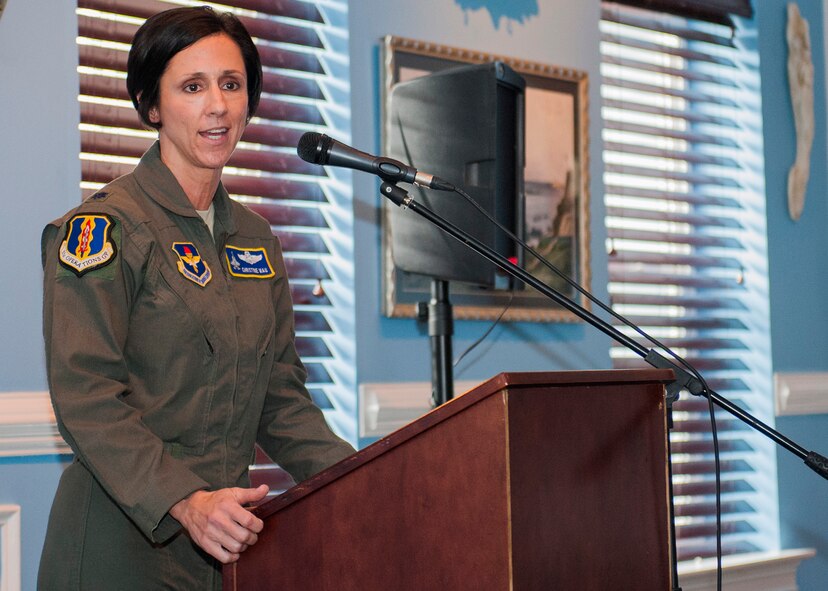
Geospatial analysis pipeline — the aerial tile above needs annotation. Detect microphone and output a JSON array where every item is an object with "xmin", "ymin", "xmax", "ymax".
[{"xmin": 296, "ymin": 132, "xmax": 455, "ymax": 191}]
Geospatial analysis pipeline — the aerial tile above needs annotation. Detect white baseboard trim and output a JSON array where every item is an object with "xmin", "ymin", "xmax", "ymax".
[
  {"xmin": 0, "ymin": 391, "xmax": 70, "ymax": 457},
  {"xmin": 0, "ymin": 504, "xmax": 21, "ymax": 591},
  {"xmin": 677, "ymin": 548, "xmax": 815, "ymax": 591},
  {"xmin": 774, "ymin": 372, "xmax": 828, "ymax": 416}
]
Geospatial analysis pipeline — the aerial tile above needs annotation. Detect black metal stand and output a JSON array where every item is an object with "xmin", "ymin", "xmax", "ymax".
[
  {"xmin": 423, "ymin": 279, "xmax": 454, "ymax": 407},
  {"xmin": 379, "ymin": 179, "xmax": 828, "ymax": 588},
  {"xmin": 666, "ymin": 404, "xmax": 682, "ymax": 591}
]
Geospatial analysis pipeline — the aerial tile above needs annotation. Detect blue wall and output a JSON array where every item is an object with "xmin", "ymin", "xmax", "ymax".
[
  {"xmin": 757, "ymin": 1, "xmax": 828, "ymax": 589},
  {"xmin": 0, "ymin": 2, "xmax": 80, "ymax": 390},
  {"xmin": 0, "ymin": 2, "xmax": 79, "ymax": 589}
]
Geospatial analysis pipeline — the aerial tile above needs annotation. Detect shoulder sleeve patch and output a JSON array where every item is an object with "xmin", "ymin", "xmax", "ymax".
[{"xmin": 57, "ymin": 213, "xmax": 119, "ymax": 278}]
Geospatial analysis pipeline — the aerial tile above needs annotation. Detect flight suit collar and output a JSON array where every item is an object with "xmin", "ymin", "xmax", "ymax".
[{"xmin": 133, "ymin": 141, "xmax": 239, "ymax": 237}]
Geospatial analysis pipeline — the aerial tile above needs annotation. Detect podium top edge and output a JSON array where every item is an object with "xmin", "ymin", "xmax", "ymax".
[{"xmin": 480, "ymin": 368, "xmax": 676, "ymax": 392}]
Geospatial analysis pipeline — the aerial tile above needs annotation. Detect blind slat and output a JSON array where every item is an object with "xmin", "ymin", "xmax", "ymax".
[
  {"xmin": 284, "ymin": 259, "xmax": 332, "ymax": 281},
  {"xmin": 623, "ymin": 336, "xmax": 749, "ymax": 351},
  {"xmin": 304, "ymin": 362, "xmax": 333, "ymax": 384},
  {"xmin": 608, "ymin": 271, "xmax": 743, "ymax": 290},
  {"xmin": 602, "ymin": 1, "xmax": 751, "ymax": 31},
  {"xmin": 601, "ymin": 34, "xmax": 738, "ymax": 68},
  {"xmin": 603, "ymin": 142, "xmax": 741, "ymax": 168},
  {"xmin": 602, "ymin": 76, "xmax": 739, "ymax": 107},
  {"xmin": 677, "ymin": 540, "xmax": 759, "ymax": 562},
  {"xmin": 675, "ymin": 500, "xmax": 754, "ymax": 518},
  {"xmin": 222, "ymin": 176, "xmax": 327, "ymax": 202},
  {"xmin": 673, "ymin": 478, "xmax": 754, "ymax": 497},
  {"xmin": 81, "ymin": 131, "xmax": 322, "ymax": 176},
  {"xmin": 603, "ymin": 97, "xmax": 739, "ymax": 127},
  {"xmin": 609, "ymin": 251, "xmax": 744, "ymax": 270},
  {"xmin": 604, "ymin": 184, "xmax": 742, "ymax": 208},
  {"xmin": 272, "ymin": 232, "xmax": 330, "ymax": 255},
  {"xmin": 80, "ymin": 102, "xmax": 311, "ymax": 150},
  {"xmin": 294, "ymin": 311, "xmax": 332, "ymax": 332},
  {"xmin": 606, "ymin": 228, "xmax": 742, "ymax": 248},
  {"xmin": 601, "ymin": 54, "xmax": 740, "ymax": 88},
  {"xmin": 604, "ymin": 163, "xmax": 742, "ymax": 187},
  {"xmin": 614, "ymin": 357, "xmax": 749, "ymax": 372},
  {"xmin": 608, "ymin": 293, "xmax": 748, "ymax": 310},
  {"xmin": 290, "ymin": 284, "xmax": 331, "ymax": 306},
  {"xmin": 80, "ymin": 0, "xmax": 324, "ymax": 25},
  {"xmin": 603, "ymin": 120, "xmax": 739, "ymax": 149},
  {"xmin": 295, "ymin": 336, "xmax": 332, "ymax": 358},
  {"xmin": 606, "ymin": 206, "xmax": 744, "ymax": 229},
  {"xmin": 610, "ymin": 315, "xmax": 747, "ymax": 330},
  {"xmin": 246, "ymin": 203, "xmax": 329, "ymax": 228},
  {"xmin": 672, "ymin": 438, "xmax": 753, "ymax": 456},
  {"xmin": 79, "ymin": 14, "xmax": 326, "ymax": 65}
]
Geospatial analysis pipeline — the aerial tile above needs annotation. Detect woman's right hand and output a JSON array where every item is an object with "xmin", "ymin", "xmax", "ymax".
[{"xmin": 169, "ymin": 484, "xmax": 270, "ymax": 563}]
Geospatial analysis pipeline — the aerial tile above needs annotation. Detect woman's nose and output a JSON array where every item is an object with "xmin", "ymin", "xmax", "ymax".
[{"xmin": 206, "ymin": 84, "xmax": 229, "ymax": 116}]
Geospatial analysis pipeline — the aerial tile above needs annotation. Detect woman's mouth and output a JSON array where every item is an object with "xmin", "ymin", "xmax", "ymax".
[{"xmin": 200, "ymin": 127, "xmax": 229, "ymax": 140}]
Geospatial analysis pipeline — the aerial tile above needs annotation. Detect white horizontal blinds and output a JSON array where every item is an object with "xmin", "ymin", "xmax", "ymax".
[
  {"xmin": 600, "ymin": 3, "xmax": 776, "ymax": 560},
  {"xmin": 77, "ymin": 0, "xmax": 354, "ymax": 422}
]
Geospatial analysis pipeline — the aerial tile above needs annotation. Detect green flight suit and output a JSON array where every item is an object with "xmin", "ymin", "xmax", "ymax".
[{"xmin": 38, "ymin": 142, "xmax": 354, "ymax": 590}]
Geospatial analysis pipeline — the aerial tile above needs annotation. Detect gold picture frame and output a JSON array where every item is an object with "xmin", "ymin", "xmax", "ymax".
[{"xmin": 380, "ymin": 35, "xmax": 591, "ymax": 322}]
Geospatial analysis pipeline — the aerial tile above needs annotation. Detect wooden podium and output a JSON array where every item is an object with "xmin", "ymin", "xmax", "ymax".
[{"xmin": 224, "ymin": 369, "xmax": 674, "ymax": 590}]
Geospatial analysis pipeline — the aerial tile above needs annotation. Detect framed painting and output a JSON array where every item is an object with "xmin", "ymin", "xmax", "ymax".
[{"xmin": 380, "ymin": 36, "xmax": 591, "ymax": 322}]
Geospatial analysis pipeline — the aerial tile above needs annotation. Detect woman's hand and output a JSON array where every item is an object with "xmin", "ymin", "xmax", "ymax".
[{"xmin": 169, "ymin": 484, "xmax": 269, "ymax": 563}]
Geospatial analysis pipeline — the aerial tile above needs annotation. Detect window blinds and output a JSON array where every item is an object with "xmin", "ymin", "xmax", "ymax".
[
  {"xmin": 76, "ymin": 0, "xmax": 355, "ymax": 441},
  {"xmin": 600, "ymin": 2, "xmax": 777, "ymax": 560}
]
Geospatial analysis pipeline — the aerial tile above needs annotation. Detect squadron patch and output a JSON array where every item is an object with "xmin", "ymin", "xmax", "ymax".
[
  {"xmin": 224, "ymin": 245, "xmax": 275, "ymax": 278},
  {"xmin": 59, "ymin": 214, "xmax": 117, "ymax": 276},
  {"xmin": 172, "ymin": 242, "xmax": 212, "ymax": 287}
]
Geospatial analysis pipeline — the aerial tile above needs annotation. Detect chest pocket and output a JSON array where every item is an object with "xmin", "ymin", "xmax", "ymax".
[{"xmin": 123, "ymin": 259, "xmax": 223, "ymax": 454}]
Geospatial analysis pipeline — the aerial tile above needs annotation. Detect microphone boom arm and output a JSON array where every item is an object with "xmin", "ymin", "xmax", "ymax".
[{"xmin": 379, "ymin": 181, "xmax": 828, "ymax": 480}]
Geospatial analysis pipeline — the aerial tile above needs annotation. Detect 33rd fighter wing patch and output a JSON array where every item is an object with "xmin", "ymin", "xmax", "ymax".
[
  {"xmin": 172, "ymin": 242, "xmax": 212, "ymax": 287},
  {"xmin": 58, "ymin": 214, "xmax": 117, "ymax": 276},
  {"xmin": 225, "ymin": 245, "xmax": 275, "ymax": 278}
]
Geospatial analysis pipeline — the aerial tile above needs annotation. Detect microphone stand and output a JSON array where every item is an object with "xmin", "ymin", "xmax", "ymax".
[
  {"xmin": 419, "ymin": 278, "xmax": 454, "ymax": 407},
  {"xmin": 379, "ymin": 180, "xmax": 828, "ymax": 587}
]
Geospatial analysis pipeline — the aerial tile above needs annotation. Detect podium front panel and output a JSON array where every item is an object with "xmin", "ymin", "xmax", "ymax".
[{"xmin": 507, "ymin": 379, "xmax": 670, "ymax": 590}]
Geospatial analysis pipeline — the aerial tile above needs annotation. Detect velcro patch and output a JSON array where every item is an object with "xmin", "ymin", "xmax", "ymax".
[
  {"xmin": 172, "ymin": 242, "xmax": 212, "ymax": 287},
  {"xmin": 86, "ymin": 191, "xmax": 109, "ymax": 202},
  {"xmin": 59, "ymin": 214, "xmax": 117, "ymax": 276},
  {"xmin": 225, "ymin": 246, "xmax": 275, "ymax": 278}
]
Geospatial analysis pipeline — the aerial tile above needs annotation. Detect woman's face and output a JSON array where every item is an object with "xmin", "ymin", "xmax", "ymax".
[{"xmin": 150, "ymin": 33, "xmax": 249, "ymax": 180}]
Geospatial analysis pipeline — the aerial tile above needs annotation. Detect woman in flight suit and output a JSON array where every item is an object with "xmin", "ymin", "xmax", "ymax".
[{"xmin": 38, "ymin": 7, "xmax": 354, "ymax": 589}]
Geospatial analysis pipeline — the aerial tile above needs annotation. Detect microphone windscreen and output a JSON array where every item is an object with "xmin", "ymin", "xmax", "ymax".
[{"xmin": 297, "ymin": 131, "xmax": 324, "ymax": 164}]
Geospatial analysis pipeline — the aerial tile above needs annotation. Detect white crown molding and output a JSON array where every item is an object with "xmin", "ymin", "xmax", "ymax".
[
  {"xmin": 676, "ymin": 548, "xmax": 815, "ymax": 591},
  {"xmin": 0, "ymin": 504, "xmax": 21, "ymax": 591},
  {"xmin": 774, "ymin": 372, "xmax": 828, "ymax": 416},
  {"xmin": 0, "ymin": 391, "xmax": 70, "ymax": 457}
]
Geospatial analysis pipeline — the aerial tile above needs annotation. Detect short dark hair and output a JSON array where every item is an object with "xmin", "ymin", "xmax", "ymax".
[{"xmin": 126, "ymin": 6, "xmax": 263, "ymax": 129}]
